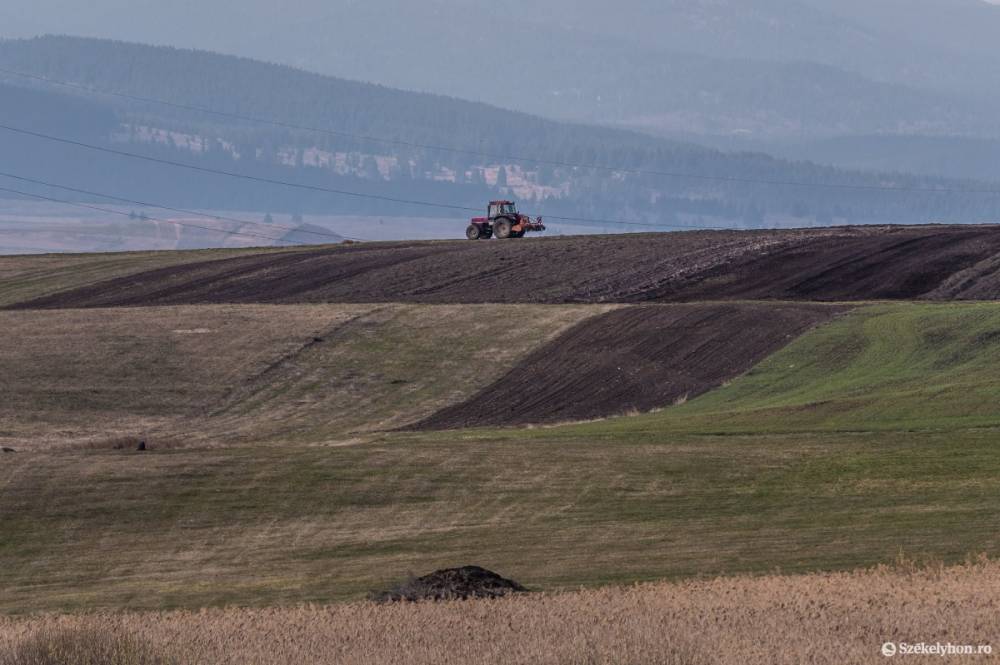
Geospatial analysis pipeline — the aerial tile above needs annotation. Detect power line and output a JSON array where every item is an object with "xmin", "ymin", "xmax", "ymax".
[
  {"xmin": 0, "ymin": 183, "xmax": 300, "ymax": 245},
  {"xmin": 0, "ymin": 171, "xmax": 364, "ymax": 242},
  {"xmin": 0, "ymin": 170, "xmax": 685, "ymax": 236},
  {"xmin": 2, "ymin": 65, "xmax": 999, "ymax": 197},
  {"xmin": 0, "ymin": 123, "xmax": 721, "ymax": 230},
  {"xmin": 0, "ymin": 226, "xmax": 251, "ymax": 245},
  {"xmin": 0, "ymin": 123, "xmax": 479, "ymax": 212},
  {"xmin": 0, "ymin": 171, "xmax": 737, "ymax": 238}
]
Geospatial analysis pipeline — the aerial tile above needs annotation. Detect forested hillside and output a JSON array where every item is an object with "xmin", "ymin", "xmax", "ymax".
[
  {"xmin": 8, "ymin": 1, "xmax": 1000, "ymax": 136},
  {"xmin": 2, "ymin": 36, "xmax": 1000, "ymax": 231}
]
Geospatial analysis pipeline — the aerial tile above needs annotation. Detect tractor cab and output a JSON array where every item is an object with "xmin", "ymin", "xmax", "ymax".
[{"xmin": 488, "ymin": 201, "xmax": 518, "ymax": 218}]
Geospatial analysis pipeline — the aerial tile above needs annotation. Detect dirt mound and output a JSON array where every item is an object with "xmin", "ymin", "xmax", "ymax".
[
  {"xmin": 9, "ymin": 225, "xmax": 1000, "ymax": 310},
  {"xmin": 372, "ymin": 566, "xmax": 527, "ymax": 602},
  {"xmin": 410, "ymin": 303, "xmax": 846, "ymax": 429}
]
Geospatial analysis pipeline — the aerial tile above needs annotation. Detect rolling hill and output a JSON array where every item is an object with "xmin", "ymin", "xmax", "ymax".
[
  {"xmin": 3, "ymin": 231, "xmax": 1000, "ymax": 614},
  {"xmin": 7, "ymin": 1, "xmax": 1000, "ymax": 138},
  {"xmin": 2, "ymin": 300, "xmax": 1000, "ymax": 613},
  {"xmin": 9, "ymin": 225, "xmax": 1000, "ymax": 310}
]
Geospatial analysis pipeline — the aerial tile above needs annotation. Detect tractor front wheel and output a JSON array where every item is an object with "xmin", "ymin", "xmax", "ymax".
[
  {"xmin": 493, "ymin": 219, "xmax": 512, "ymax": 239},
  {"xmin": 466, "ymin": 224, "xmax": 481, "ymax": 240}
]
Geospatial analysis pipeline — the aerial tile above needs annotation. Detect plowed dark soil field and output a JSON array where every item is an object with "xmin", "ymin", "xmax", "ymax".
[
  {"xmin": 410, "ymin": 303, "xmax": 845, "ymax": 429},
  {"xmin": 9, "ymin": 224, "xmax": 1000, "ymax": 309}
]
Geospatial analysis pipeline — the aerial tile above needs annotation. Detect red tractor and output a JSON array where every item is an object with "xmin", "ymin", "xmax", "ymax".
[{"xmin": 466, "ymin": 200, "xmax": 546, "ymax": 240}]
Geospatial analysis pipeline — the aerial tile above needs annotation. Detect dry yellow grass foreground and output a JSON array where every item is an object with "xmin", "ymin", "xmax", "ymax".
[{"xmin": 2, "ymin": 560, "xmax": 997, "ymax": 665}]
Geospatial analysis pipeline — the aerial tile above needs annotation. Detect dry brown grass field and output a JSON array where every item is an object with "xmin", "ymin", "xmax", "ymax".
[
  {"xmin": 0, "ymin": 303, "xmax": 605, "ymax": 449},
  {"xmin": 1, "ymin": 560, "xmax": 996, "ymax": 664}
]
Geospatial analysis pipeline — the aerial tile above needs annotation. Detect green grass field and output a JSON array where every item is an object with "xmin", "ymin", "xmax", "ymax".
[
  {"xmin": 669, "ymin": 301, "xmax": 1000, "ymax": 431},
  {"xmin": 3, "ymin": 302, "xmax": 1000, "ymax": 613},
  {"xmin": 3, "ymin": 428, "xmax": 997, "ymax": 613},
  {"xmin": 509, "ymin": 302, "xmax": 1000, "ymax": 439}
]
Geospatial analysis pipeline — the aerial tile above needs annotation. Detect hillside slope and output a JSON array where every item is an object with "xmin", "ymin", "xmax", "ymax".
[
  {"xmin": 0, "ymin": 303, "xmax": 603, "ymax": 450},
  {"xmin": 0, "ymin": 246, "xmax": 299, "ymax": 307},
  {"xmin": 535, "ymin": 303, "xmax": 1000, "ymax": 438},
  {"xmin": 4, "ymin": 304, "xmax": 1000, "ymax": 612},
  {"xmin": 11, "ymin": 226, "xmax": 1000, "ymax": 309},
  {"xmin": 412, "ymin": 303, "xmax": 845, "ymax": 429},
  {"xmin": 7, "ymin": 2, "xmax": 1000, "ymax": 137}
]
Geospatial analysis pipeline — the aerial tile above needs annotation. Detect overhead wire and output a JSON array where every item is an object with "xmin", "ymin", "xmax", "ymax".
[
  {"xmin": 2, "ymin": 65, "xmax": 999, "ymax": 197},
  {"xmin": 0, "ymin": 123, "xmax": 479, "ymax": 212},
  {"xmin": 0, "ymin": 183, "xmax": 301, "ymax": 245},
  {"xmin": 0, "ymin": 171, "xmax": 366, "ymax": 242},
  {"xmin": 0, "ymin": 123, "xmax": 749, "ymax": 231}
]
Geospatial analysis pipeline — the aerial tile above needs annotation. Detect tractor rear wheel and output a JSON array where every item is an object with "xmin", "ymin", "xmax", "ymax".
[
  {"xmin": 466, "ymin": 224, "xmax": 481, "ymax": 240},
  {"xmin": 493, "ymin": 219, "xmax": 512, "ymax": 239}
]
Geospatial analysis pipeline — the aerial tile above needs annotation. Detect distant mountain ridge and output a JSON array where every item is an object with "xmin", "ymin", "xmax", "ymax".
[
  {"xmin": 2, "ymin": 35, "xmax": 1000, "ymax": 239},
  {"xmin": 5, "ymin": 0, "xmax": 1000, "ymax": 143},
  {"xmin": 501, "ymin": 0, "xmax": 1000, "ymax": 101}
]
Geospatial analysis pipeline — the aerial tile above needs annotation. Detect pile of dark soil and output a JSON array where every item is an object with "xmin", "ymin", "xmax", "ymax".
[{"xmin": 372, "ymin": 566, "xmax": 527, "ymax": 602}]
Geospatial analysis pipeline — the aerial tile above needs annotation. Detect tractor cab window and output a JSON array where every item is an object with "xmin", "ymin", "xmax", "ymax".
[{"xmin": 489, "ymin": 202, "xmax": 518, "ymax": 217}]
